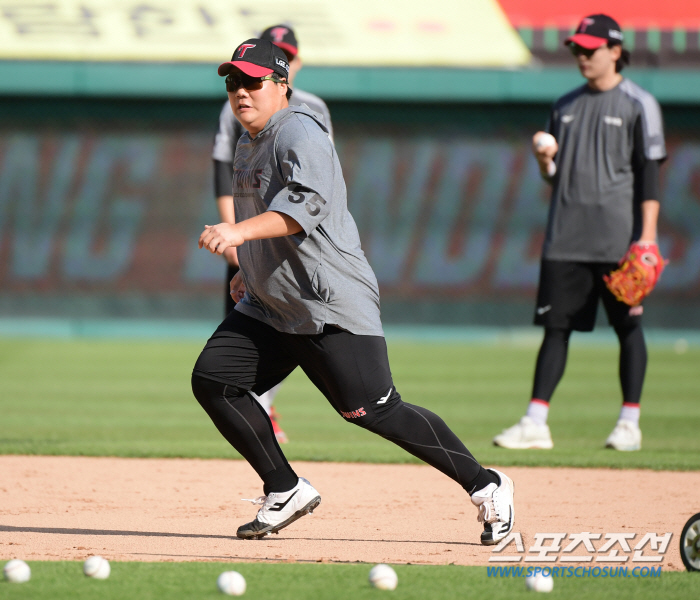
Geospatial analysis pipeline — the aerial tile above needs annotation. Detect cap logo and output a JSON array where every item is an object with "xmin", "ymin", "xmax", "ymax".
[
  {"xmin": 237, "ymin": 44, "xmax": 256, "ymax": 58},
  {"xmin": 275, "ymin": 57, "xmax": 289, "ymax": 74},
  {"xmin": 578, "ymin": 17, "xmax": 595, "ymax": 33},
  {"xmin": 270, "ymin": 27, "xmax": 289, "ymax": 43},
  {"xmin": 609, "ymin": 29, "xmax": 623, "ymax": 40}
]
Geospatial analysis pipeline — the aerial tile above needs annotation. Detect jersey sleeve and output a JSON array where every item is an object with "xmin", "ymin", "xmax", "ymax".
[
  {"xmin": 267, "ymin": 116, "xmax": 335, "ymax": 236},
  {"xmin": 545, "ymin": 106, "xmax": 557, "ymax": 138},
  {"xmin": 540, "ymin": 106, "xmax": 558, "ymax": 183},
  {"xmin": 213, "ymin": 159, "xmax": 234, "ymax": 198},
  {"xmin": 212, "ymin": 101, "xmax": 246, "ymax": 197},
  {"xmin": 317, "ymin": 99, "xmax": 334, "ymax": 144},
  {"xmin": 212, "ymin": 101, "xmax": 244, "ymax": 163},
  {"xmin": 635, "ymin": 92, "xmax": 667, "ymax": 161},
  {"xmin": 632, "ymin": 115, "xmax": 661, "ymax": 203}
]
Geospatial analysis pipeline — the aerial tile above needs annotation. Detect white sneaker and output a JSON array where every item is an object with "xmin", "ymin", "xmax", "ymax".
[
  {"xmin": 605, "ymin": 420, "xmax": 642, "ymax": 451},
  {"xmin": 237, "ymin": 477, "xmax": 321, "ymax": 539},
  {"xmin": 471, "ymin": 469, "xmax": 515, "ymax": 546},
  {"xmin": 493, "ymin": 416, "xmax": 553, "ymax": 449}
]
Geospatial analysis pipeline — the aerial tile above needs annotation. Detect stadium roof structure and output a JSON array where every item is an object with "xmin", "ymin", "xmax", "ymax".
[{"xmin": 0, "ymin": 0, "xmax": 530, "ymax": 68}]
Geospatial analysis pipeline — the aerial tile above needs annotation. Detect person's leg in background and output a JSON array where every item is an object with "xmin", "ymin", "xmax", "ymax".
[
  {"xmin": 602, "ymin": 265, "xmax": 646, "ymax": 451},
  {"xmin": 225, "ymin": 263, "xmax": 289, "ymax": 443},
  {"xmin": 492, "ymin": 328, "xmax": 570, "ymax": 450},
  {"xmin": 529, "ymin": 327, "xmax": 572, "ymax": 416},
  {"xmin": 251, "ymin": 383, "xmax": 287, "ymax": 443},
  {"xmin": 494, "ymin": 260, "xmax": 598, "ymax": 449}
]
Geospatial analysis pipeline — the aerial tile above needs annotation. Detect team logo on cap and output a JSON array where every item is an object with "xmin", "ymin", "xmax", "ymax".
[
  {"xmin": 578, "ymin": 17, "xmax": 595, "ymax": 33},
  {"xmin": 270, "ymin": 27, "xmax": 289, "ymax": 42},
  {"xmin": 275, "ymin": 57, "xmax": 289, "ymax": 74},
  {"xmin": 237, "ymin": 44, "xmax": 256, "ymax": 58}
]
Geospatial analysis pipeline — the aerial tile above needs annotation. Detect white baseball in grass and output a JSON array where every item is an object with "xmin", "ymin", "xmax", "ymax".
[
  {"xmin": 217, "ymin": 571, "xmax": 246, "ymax": 596},
  {"xmin": 526, "ymin": 572, "xmax": 553, "ymax": 592},
  {"xmin": 3, "ymin": 559, "xmax": 31, "ymax": 583},
  {"xmin": 83, "ymin": 555, "xmax": 111, "ymax": 579},
  {"xmin": 368, "ymin": 564, "xmax": 398, "ymax": 590},
  {"xmin": 535, "ymin": 132, "xmax": 557, "ymax": 150}
]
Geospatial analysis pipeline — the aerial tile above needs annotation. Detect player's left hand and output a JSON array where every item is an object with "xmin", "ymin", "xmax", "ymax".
[
  {"xmin": 199, "ymin": 223, "xmax": 245, "ymax": 254},
  {"xmin": 603, "ymin": 241, "xmax": 667, "ymax": 306},
  {"xmin": 230, "ymin": 270, "xmax": 246, "ymax": 303}
]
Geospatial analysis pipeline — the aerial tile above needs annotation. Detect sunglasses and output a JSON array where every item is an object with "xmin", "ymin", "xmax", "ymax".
[
  {"xmin": 569, "ymin": 43, "xmax": 605, "ymax": 58},
  {"xmin": 225, "ymin": 73, "xmax": 285, "ymax": 92}
]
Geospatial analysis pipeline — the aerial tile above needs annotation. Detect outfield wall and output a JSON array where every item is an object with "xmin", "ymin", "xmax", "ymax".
[{"xmin": 1, "ymin": 91, "xmax": 699, "ymax": 328}]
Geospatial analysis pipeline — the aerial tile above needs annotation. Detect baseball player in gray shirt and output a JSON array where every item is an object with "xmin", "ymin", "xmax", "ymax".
[
  {"xmin": 493, "ymin": 14, "xmax": 665, "ymax": 453},
  {"xmin": 192, "ymin": 38, "xmax": 515, "ymax": 544},
  {"xmin": 212, "ymin": 24, "xmax": 334, "ymax": 443}
]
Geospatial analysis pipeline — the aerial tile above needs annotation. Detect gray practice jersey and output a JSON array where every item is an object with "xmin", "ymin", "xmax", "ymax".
[
  {"xmin": 544, "ymin": 78, "xmax": 666, "ymax": 262},
  {"xmin": 212, "ymin": 87, "xmax": 333, "ymax": 165},
  {"xmin": 232, "ymin": 105, "xmax": 382, "ymax": 337}
]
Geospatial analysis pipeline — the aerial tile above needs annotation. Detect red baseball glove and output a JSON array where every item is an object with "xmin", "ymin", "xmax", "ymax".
[{"xmin": 603, "ymin": 242, "xmax": 666, "ymax": 306}]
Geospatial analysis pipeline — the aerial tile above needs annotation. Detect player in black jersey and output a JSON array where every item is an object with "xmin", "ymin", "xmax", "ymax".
[{"xmin": 493, "ymin": 14, "xmax": 666, "ymax": 452}]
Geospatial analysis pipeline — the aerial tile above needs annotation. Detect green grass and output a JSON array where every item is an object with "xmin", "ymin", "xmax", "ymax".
[
  {"xmin": 0, "ymin": 338, "xmax": 698, "ymax": 470},
  {"xmin": 0, "ymin": 562, "xmax": 695, "ymax": 600}
]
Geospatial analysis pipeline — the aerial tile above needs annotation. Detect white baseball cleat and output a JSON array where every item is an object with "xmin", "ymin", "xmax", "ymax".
[
  {"xmin": 237, "ymin": 477, "xmax": 321, "ymax": 539},
  {"xmin": 471, "ymin": 468, "xmax": 515, "ymax": 546},
  {"xmin": 605, "ymin": 420, "xmax": 642, "ymax": 451},
  {"xmin": 493, "ymin": 416, "xmax": 554, "ymax": 449}
]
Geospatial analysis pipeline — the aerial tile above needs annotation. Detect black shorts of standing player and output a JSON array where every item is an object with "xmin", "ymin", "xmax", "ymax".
[
  {"xmin": 194, "ymin": 310, "xmax": 402, "ymax": 425},
  {"xmin": 534, "ymin": 259, "xmax": 642, "ymax": 332}
]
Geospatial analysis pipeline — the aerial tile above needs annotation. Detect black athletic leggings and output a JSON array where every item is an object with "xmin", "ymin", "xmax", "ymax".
[
  {"xmin": 191, "ymin": 311, "xmax": 496, "ymax": 495},
  {"xmin": 532, "ymin": 324, "xmax": 647, "ymax": 404},
  {"xmin": 191, "ymin": 375, "xmax": 493, "ymax": 495}
]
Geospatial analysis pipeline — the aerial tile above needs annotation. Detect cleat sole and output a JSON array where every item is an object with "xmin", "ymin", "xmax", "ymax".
[{"xmin": 237, "ymin": 496, "xmax": 321, "ymax": 540}]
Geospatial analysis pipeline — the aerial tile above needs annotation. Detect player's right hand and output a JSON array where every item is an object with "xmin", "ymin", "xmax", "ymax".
[
  {"xmin": 532, "ymin": 131, "xmax": 558, "ymax": 160},
  {"xmin": 199, "ymin": 223, "xmax": 245, "ymax": 254},
  {"xmin": 230, "ymin": 270, "xmax": 246, "ymax": 304},
  {"xmin": 532, "ymin": 131, "xmax": 558, "ymax": 178}
]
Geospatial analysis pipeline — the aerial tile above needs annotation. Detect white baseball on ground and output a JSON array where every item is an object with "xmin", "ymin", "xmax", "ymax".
[
  {"xmin": 217, "ymin": 571, "xmax": 247, "ymax": 596},
  {"xmin": 83, "ymin": 555, "xmax": 111, "ymax": 579},
  {"xmin": 534, "ymin": 132, "xmax": 557, "ymax": 151},
  {"xmin": 368, "ymin": 564, "xmax": 398, "ymax": 590},
  {"xmin": 525, "ymin": 572, "xmax": 554, "ymax": 592},
  {"xmin": 3, "ymin": 559, "xmax": 31, "ymax": 583}
]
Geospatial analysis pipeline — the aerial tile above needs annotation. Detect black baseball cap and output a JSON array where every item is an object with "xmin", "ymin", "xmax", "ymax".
[
  {"xmin": 565, "ymin": 14, "xmax": 623, "ymax": 49},
  {"xmin": 218, "ymin": 38, "xmax": 290, "ymax": 79},
  {"xmin": 261, "ymin": 25, "xmax": 298, "ymax": 57}
]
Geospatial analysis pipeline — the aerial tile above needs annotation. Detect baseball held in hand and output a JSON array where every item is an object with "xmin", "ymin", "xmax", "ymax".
[
  {"xmin": 83, "ymin": 555, "xmax": 111, "ymax": 579},
  {"xmin": 535, "ymin": 132, "xmax": 557, "ymax": 151},
  {"xmin": 217, "ymin": 571, "xmax": 247, "ymax": 596},
  {"xmin": 3, "ymin": 559, "xmax": 31, "ymax": 583},
  {"xmin": 526, "ymin": 572, "xmax": 554, "ymax": 592},
  {"xmin": 369, "ymin": 564, "xmax": 398, "ymax": 590}
]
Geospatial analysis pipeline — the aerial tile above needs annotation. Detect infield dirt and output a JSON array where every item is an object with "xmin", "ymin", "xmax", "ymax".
[{"xmin": 0, "ymin": 456, "xmax": 695, "ymax": 570}]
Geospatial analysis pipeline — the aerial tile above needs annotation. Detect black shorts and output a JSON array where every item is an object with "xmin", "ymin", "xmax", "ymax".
[
  {"xmin": 534, "ymin": 260, "xmax": 643, "ymax": 332},
  {"xmin": 193, "ymin": 310, "xmax": 401, "ymax": 426}
]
